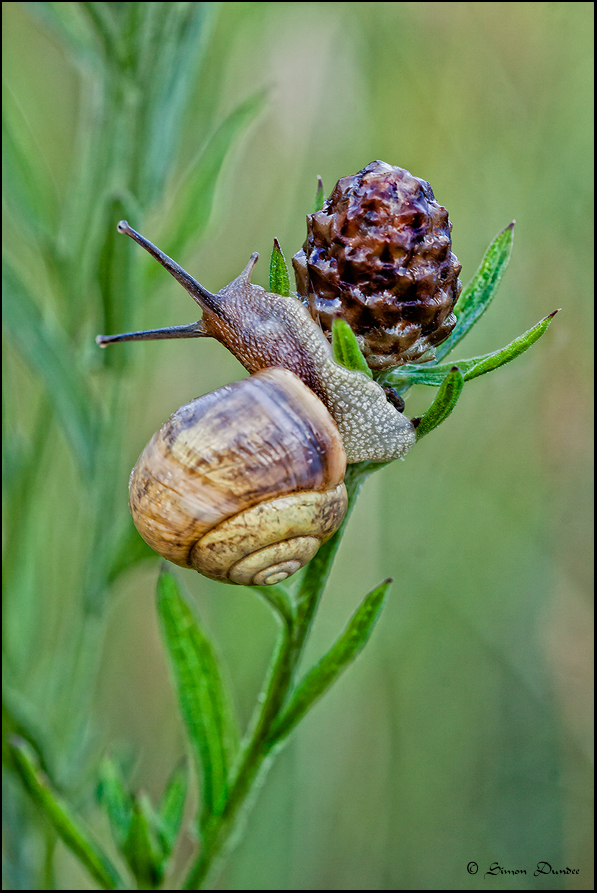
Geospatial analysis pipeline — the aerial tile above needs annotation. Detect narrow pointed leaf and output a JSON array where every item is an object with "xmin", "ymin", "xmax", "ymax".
[
  {"xmin": 79, "ymin": 2, "xmax": 121, "ymax": 60},
  {"xmin": 107, "ymin": 518, "xmax": 158, "ymax": 584},
  {"xmin": 381, "ymin": 312, "xmax": 558, "ymax": 390},
  {"xmin": 270, "ymin": 579, "xmax": 391, "ymax": 744},
  {"xmin": 161, "ymin": 90, "xmax": 267, "ymax": 262},
  {"xmin": 97, "ymin": 758, "xmax": 133, "ymax": 850},
  {"xmin": 332, "ymin": 317, "xmax": 373, "ymax": 377},
  {"xmin": 156, "ymin": 570, "xmax": 239, "ymax": 824},
  {"xmin": 414, "ymin": 366, "xmax": 464, "ymax": 440},
  {"xmin": 2, "ymin": 687, "xmax": 52, "ymax": 778},
  {"xmin": 9, "ymin": 738, "xmax": 123, "ymax": 890},
  {"xmin": 269, "ymin": 239, "xmax": 290, "ymax": 296},
  {"xmin": 2, "ymin": 263, "xmax": 98, "ymax": 478},
  {"xmin": 2, "ymin": 400, "xmax": 53, "ymax": 586},
  {"xmin": 435, "ymin": 222, "xmax": 515, "ymax": 361},
  {"xmin": 2, "ymin": 94, "xmax": 57, "ymax": 241},
  {"xmin": 97, "ymin": 195, "xmax": 139, "ymax": 370},
  {"xmin": 122, "ymin": 794, "xmax": 165, "ymax": 889},
  {"xmin": 137, "ymin": 4, "xmax": 219, "ymax": 206},
  {"xmin": 311, "ymin": 176, "xmax": 325, "ymax": 213},
  {"xmin": 157, "ymin": 759, "xmax": 188, "ymax": 857},
  {"xmin": 26, "ymin": 2, "xmax": 101, "ymax": 64},
  {"xmin": 380, "ymin": 358, "xmax": 485, "ymax": 389},
  {"xmin": 457, "ymin": 310, "xmax": 559, "ymax": 382}
]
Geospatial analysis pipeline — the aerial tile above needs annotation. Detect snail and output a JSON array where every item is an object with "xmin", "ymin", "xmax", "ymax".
[{"xmin": 97, "ymin": 220, "xmax": 416, "ymax": 585}]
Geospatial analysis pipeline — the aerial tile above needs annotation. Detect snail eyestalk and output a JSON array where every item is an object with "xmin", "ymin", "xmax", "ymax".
[
  {"xmin": 96, "ymin": 321, "xmax": 207, "ymax": 348},
  {"xmin": 116, "ymin": 220, "xmax": 219, "ymax": 313},
  {"xmin": 105, "ymin": 217, "xmax": 417, "ymax": 463}
]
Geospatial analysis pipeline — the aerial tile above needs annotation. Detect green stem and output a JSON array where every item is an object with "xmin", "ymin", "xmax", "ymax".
[
  {"xmin": 42, "ymin": 828, "xmax": 57, "ymax": 891},
  {"xmin": 182, "ymin": 463, "xmax": 371, "ymax": 890}
]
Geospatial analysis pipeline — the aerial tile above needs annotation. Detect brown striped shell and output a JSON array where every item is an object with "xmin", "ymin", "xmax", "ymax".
[{"xmin": 129, "ymin": 368, "xmax": 348, "ymax": 585}]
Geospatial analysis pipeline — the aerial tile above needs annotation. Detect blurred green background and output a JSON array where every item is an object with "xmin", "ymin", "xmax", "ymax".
[{"xmin": 3, "ymin": 2, "xmax": 593, "ymax": 889}]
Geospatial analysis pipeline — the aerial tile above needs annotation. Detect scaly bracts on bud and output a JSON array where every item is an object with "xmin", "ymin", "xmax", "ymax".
[{"xmin": 293, "ymin": 161, "xmax": 462, "ymax": 370}]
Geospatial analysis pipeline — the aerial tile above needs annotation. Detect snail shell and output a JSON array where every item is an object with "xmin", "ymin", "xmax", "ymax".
[{"xmin": 129, "ymin": 368, "xmax": 348, "ymax": 585}]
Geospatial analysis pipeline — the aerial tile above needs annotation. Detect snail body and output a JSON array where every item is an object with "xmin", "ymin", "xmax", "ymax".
[
  {"xmin": 195, "ymin": 254, "xmax": 416, "ymax": 463},
  {"xmin": 97, "ymin": 202, "xmax": 420, "ymax": 584},
  {"xmin": 101, "ymin": 224, "xmax": 416, "ymax": 464}
]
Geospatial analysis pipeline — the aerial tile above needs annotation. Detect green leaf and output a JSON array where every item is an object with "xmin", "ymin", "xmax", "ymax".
[
  {"xmin": 160, "ymin": 90, "xmax": 267, "ymax": 262},
  {"xmin": 157, "ymin": 759, "xmax": 188, "ymax": 858},
  {"xmin": 122, "ymin": 793, "xmax": 165, "ymax": 889},
  {"xmin": 435, "ymin": 222, "xmax": 515, "ymax": 361},
  {"xmin": 270, "ymin": 579, "xmax": 392, "ymax": 744},
  {"xmin": 311, "ymin": 175, "xmax": 325, "ymax": 213},
  {"xmin": 456, "ymin": 310, "xmax": 559, "ymax": 382},
  {"xmin": 2, "ymin": 262, "xmax": 98, "ymax": 478},
  {"xmin": 332, "ymin": 317, "xmax": 373, "ymax": 378},
  {"xmin": 97, "ymin": 195, "xmax": 140, "ymax": 370},
  {"xmin": 414, "ymin": 366, "xmax": 464, "ymax": 440},
  {"xmin": 269, "ymin": 238, "xmax": 290, "ymax": 297},
  {"xmin": 9, "ymin": 738, "xmax": 123, "ymax": 890},
  {"xmin": 2, "ymin": 399, "xmax": 53, "ymax": 587},
  {"xmin": 97, "ymin": 758, "xmax": 133, "ymax": 850},
  {"xmin": 381, "ymin": 312, "xmax": 558, "ymax": 390},
  {"xmin": 156, "ymin": 570, "xmax": 239, "ymax": 825},
  {"xmin": 136, "ymin": 3, "xmax": 219, "ymax": 206},
  {"xmin": 107, "ymin": 518, "xmax": 158, "ymax": 584},
  {"xmin": 2, "ymin": 687, "xmax": 52, "ymax": 778},
  {"xmin": 2, "ymin": 90, "xmax": 58, "ymax": 242},
  {"xmin": 27, "ymin": 2, "xmax": 102, "ymax": 66},
  {"xmin": 79, "ymin": 2, "xmax": 121, "ymax": 61},
  {"xmin": 98, "ymin": 756, "xmax": 186, "ymax": 882}
]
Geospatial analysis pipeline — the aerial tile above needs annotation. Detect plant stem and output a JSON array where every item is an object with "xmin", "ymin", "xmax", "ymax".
[{"xmin": 182, "ymin": 463, "xmax": 371, "ymax": 890}]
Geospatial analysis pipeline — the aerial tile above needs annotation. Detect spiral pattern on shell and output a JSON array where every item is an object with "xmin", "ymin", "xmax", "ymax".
[
  {"xmin": 128, "ymin": 368, "xmax": 348, "ymax": 585},
  {"xmin": 292, "ymin": 160, "xmax": 462, "ymax": 370}
]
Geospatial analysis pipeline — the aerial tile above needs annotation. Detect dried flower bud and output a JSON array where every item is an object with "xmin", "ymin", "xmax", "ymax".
[{"xmin": 292, "ymin": 161, "xmax": 462, "ymax": 370}]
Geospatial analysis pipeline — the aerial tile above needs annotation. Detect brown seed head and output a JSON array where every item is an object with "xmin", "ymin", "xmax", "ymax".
[{"xmin": 292, "ymin": 161, "xmax": 462, "ymax": 369}]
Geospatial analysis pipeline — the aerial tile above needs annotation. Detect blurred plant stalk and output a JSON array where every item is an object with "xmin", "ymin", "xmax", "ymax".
[{"xmin": 3, "ymin": 3, "xmax": 264, "ymax": 888}]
